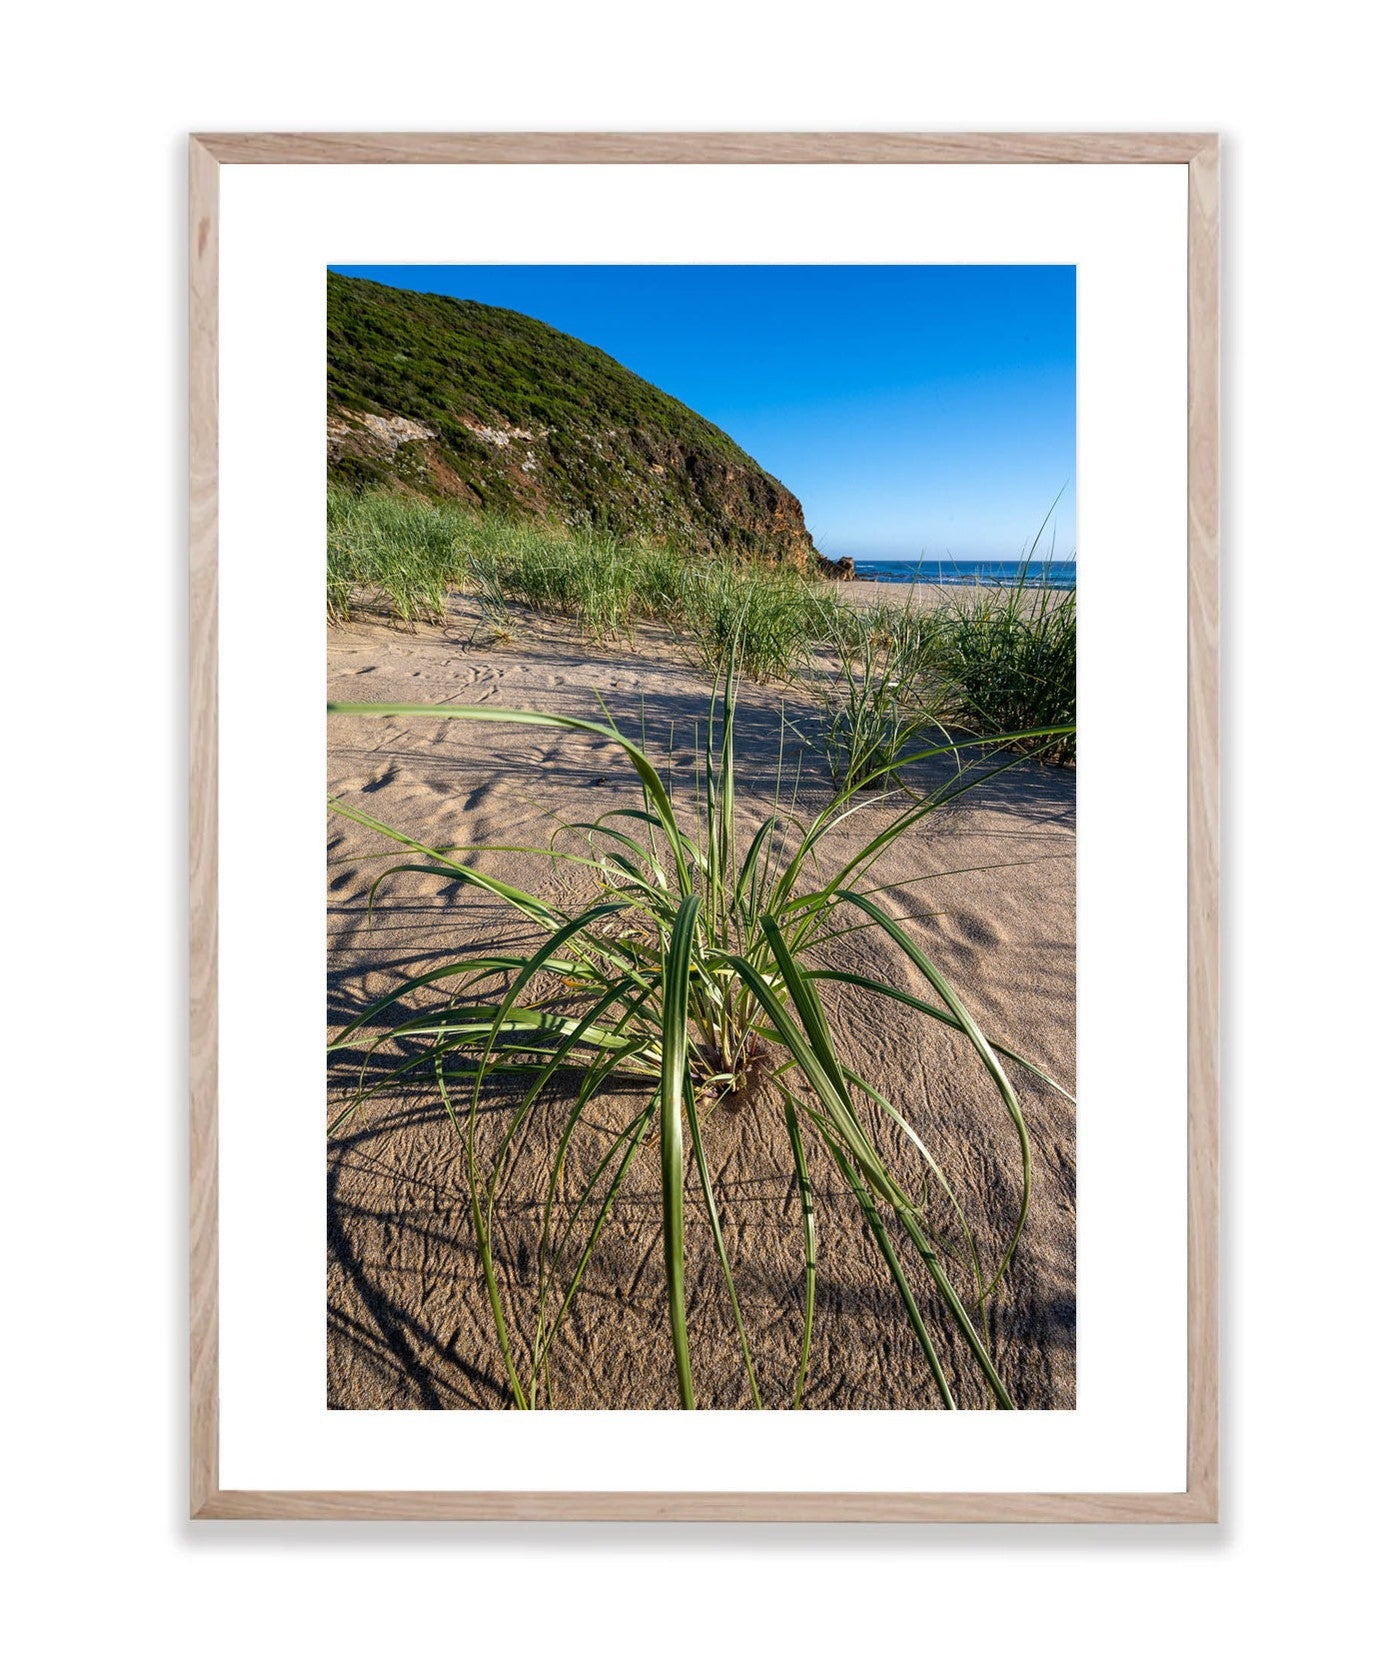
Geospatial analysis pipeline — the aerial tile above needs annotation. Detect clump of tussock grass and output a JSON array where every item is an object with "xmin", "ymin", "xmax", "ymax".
[
  {"xmin": 467, "ymin": 517, "xmax": 697, "ymax": 642},
  {"xmin": 328, "ymin": 670, "xmax": 1074, "ymax": 1410},
  {"xmin": 680, "ymin": 563, "xmax": 833, "ymax": 684},
  {"xmin": 937, "ymin": 572, "xmax": 1077, "ymax": 765},
  {"xmin": 327, "ymin": 489, "xmax": 474, "ymax": 624},
  {"xmin": 807, "ymin": 596, "xmax": 955, "ymax": 800}
]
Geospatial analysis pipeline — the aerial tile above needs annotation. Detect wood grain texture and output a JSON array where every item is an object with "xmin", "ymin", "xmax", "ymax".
[
  {"xmin": 198, "ymin": 1488, "xmax": 1216, "ymax": 1522},
  {"xmin": 192, "ymin": 131, "xmax": 1210, "ymax": 166},
  {"xmin": 1185, "ymin": 137, "xmax": 1221, "ymax": 1522},
  {"xmin": 188, "ymin": 131, "xmax": 1220, "ymax": 1522},
  {"xmin": 189, "ymin": 136, "xmax": 220, "ymax": 1518}
]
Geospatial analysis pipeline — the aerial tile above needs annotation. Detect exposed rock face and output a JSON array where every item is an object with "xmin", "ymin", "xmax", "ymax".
[
  {"xmin": 817, "ymin": 554, "xmax": 857, "ymax": 581},
  {"xmin": 327, "ymin": 273, "xmax": 820, "ymax": 567}
]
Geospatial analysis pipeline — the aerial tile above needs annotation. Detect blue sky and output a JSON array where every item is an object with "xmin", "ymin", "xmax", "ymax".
[{"xmin": 330, "ymin": 265, "xmax": 1076, "ymax": 565}]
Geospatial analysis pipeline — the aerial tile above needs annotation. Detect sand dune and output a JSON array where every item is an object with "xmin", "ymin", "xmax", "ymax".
[{"xmin": 327, "ymin": 601, "xmax": 1076, "ymax": 1409}]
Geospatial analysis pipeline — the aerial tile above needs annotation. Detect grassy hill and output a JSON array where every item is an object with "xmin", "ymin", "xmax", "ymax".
[{"xmin": 327, "ymin": 272, "xmax": 819, "ymax": 565}]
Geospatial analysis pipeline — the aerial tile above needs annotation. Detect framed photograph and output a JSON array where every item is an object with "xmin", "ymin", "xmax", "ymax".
[{"xmin": 190, "ymin": 131, "xmax": 1218, "ymax": 1521}]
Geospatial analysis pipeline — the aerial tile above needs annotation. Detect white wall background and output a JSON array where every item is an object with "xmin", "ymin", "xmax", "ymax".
[{"xmin": 4, "ymin": 4, "xmax": 1391, "ymax": 1672}]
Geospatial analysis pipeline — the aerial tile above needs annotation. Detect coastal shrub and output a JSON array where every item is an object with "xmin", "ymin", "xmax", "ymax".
[{"xmin": 328, "ymin": 673, "xmax": 1074, "ymax": 1410}]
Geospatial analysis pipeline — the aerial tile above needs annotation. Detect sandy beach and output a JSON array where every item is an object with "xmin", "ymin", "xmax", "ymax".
[
  {"xmin": 842, "ymin": 577, "xmax": 1075, "ymax": 611},
  {"xmin": 327, "ymin": 593, "xmax": 1077, "ymax": 1410}
]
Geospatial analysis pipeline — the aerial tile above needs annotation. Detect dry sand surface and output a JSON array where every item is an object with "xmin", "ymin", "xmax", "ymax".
[
  {"xmin": 841, "ymin": 578, "xmax": 1073, "ymax": 613},
  {"xmin": 327, "ymin": 595, "xmax": 1076, "ymax": 1410}
]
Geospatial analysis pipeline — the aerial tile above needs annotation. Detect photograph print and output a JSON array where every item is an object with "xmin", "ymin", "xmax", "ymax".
[{"xmin": 325, "ymin": 263, "xmax": 1076, "ymax": 1411}]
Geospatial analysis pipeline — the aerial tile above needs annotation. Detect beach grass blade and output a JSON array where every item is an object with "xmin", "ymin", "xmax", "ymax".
[{"xmin": 328, "ymin": 674, "xmax": 1073, "ymax": 1408}]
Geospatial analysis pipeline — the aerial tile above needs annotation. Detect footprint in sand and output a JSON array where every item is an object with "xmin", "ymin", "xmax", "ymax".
[{"xmin": 943, "ymin": 909, "xmax": 1005, "ymax": 957}]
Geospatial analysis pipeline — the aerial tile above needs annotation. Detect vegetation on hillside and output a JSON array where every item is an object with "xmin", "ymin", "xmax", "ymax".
[{"xmin": 327, "ymin": 272, "xmax": 816, "ymax": 562}]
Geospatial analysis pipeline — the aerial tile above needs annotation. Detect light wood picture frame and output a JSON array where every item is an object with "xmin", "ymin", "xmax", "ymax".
[{"xmin": 190, "ymin": 130, "xmax": 1219, "ymax": 1522}]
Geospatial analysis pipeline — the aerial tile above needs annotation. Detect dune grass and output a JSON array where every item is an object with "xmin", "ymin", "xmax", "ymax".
[
  {"xmin": 328, "ymin": 489, "xmax": 1075, "ymax": 755},
  {"xmin": 680, "ymin": 564, "xmax": 830, "ymax": 685},
  {"xmin": 457, "ymin": 512, "xmax": 688, "ymax": 639},
  {"xmin": 328, "ymin": 489, "xmax": 833, "ymax": 680},
  {"xmin": 938, "ymin": 575, "xmax": 1077, "ymax": 764},
  {"xmin": 806, "ymin": 597, "xmax": 956, "ymax": 799},
  {"xmin": 327, "ymin": 490, "xmax": 476, "ymax": 624},
  {"xmin": 329, "ymin": 669, "xmax": 1073, "ymax": 1410}
]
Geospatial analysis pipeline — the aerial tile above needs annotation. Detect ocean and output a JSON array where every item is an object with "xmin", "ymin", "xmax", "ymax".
[{"xmin": 851, "ymin": 557, "xmax": 1077, "ymax": 589}]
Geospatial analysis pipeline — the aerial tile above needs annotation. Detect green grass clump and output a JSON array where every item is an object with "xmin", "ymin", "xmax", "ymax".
[
  {"xmin": 463, "ymin": 515, "xmax": 690, "ymax": 640},
  {"xmin": 807, "ymin": 598, "xmax": 955, "ymax": 799},
  {"xmin": 328, "ymin": 672, "xmax": 1074, "ymax": 1410},
  {"xmin": 680, "ymin": 563, "xmax": 831, "ymax": 685},
  {"xmin": 938, "ymin": 574, "xmax": 1077, "ymax": 764},
  {"xmin": 327, "ymin": 489, "xmax": 472, "ymax": 623}
]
